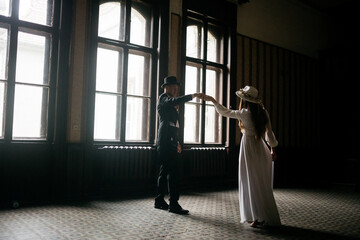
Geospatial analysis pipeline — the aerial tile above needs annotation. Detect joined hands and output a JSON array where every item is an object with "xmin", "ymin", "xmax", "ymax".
[
  {"xmin": 192, "ymin": 93, "xmax": 216, "ymax": 104},
  {"xmin": 192, "ymin": 93, "xmax": 204, "ymax": 99},
  {"xmin": 192, "ymin": 93, "xmax": 217, "ymax": 104}
]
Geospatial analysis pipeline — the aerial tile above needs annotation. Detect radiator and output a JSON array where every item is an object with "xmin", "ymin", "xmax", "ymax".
[
  {"xmin": 184, "ymin": 147, "xmax": 228, "ymax": 178},
  {"xmin": 97, "ymin": 146, "xmax": 229, "ymax": 181},
  {"xmin": 98, "ymin": 146, "xmax": 155, "ymax": 180}
]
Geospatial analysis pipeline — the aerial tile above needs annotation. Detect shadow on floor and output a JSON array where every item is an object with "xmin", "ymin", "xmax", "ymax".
[
  {"xmin": 263, "ymin": 225, "xmax": 359, "ymax": 240},
  {"xmin": 184, "ymin": 213, "xmax": 359, "ymax": 240}
]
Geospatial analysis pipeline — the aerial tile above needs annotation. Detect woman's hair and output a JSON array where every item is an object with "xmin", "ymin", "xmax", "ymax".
[{"xmin": 238, "ymin": 100, "xmax": 268, "ymax": 139}]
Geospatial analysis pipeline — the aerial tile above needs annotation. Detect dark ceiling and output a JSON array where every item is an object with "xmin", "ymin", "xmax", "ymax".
[{"xmin": 296, "ymin": 0, "xmax": 356, "ymax": 15}]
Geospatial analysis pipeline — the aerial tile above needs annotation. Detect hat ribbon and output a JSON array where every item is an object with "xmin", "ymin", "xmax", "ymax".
[{"xmin": 239, "ymin": 89, "xmax": 256, "ymax": 99}]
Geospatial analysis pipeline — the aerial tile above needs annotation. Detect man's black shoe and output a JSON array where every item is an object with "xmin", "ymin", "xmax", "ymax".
[
  {"xmin": 168, "ymin": 202, "xmax": 189, "ymax": 215},
  {"xmin": 154, "ymin": 199, "xmax": 169, "ymax": 210}
]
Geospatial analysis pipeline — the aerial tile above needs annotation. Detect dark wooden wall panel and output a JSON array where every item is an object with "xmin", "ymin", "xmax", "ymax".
[
  {"xmin": 271, "ymin": 47, "xmax": 279, "ymax": 139},
  {"xmin": 243, "ymin": 37, "xmax": 251, "ymax": 87},
  {"xmin": 283, "ymin": 51, "xmax": 290, "ymax": 146},
  {"xmin": 301, "ymin": 59, "xmax": 308, "ymax": 148},
  {"xmin": 251, "ymin": 39, "xmax": 258, "ymax": 87},
  {"xmin": 236, "ymin": 34, "xmax": 323, "ymax": 187},
  {"xmin": 236, "ymin": 34, "xmax": 320, "ymax": 149},
  {"xmin": 258, "ymin": 42, "xmax": 265, "ymax": 99},
  {"xmin": 289, "ymin": 53, "xmax": 296, "ymax": 147},
  {"xmin": 277, "ymin": 48, "xmax": 285, "ymax": 146},
  {"xmin": 295, "ymin": 55, "xmax": 301, "ymax": 147},
  {"xmin": 235, "ymin": 36, "xmax": 244, "ymax": 145},
  {"xmin": 237, "ymin": 36, "xmax": 244, "ymax": 86},
  {"xmin": 264, "ymin": 45, "xmax": 271, "ymax": 108}
]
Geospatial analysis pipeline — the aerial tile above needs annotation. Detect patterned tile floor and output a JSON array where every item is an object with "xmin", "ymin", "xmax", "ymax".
[{"xmin": 0, "ymin": 188, "xmax": 359, "ymax": 240}]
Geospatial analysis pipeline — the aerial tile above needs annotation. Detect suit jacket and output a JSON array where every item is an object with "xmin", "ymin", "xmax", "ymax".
[{"xmin": 156, "ymin": 92, "xmax": 193, "ymax": 151}]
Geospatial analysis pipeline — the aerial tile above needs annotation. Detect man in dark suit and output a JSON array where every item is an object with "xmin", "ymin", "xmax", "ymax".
[{"xmin": 154, "ymin": 76, "xmax": 202, "ymax": 214}]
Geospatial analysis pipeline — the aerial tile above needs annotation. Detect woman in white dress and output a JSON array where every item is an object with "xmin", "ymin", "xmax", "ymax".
[{"xmin": 203, "ymin": 86, "xmax": 281, "ymax": 227}]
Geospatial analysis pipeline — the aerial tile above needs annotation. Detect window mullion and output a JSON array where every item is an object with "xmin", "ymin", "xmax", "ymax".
[
  {"xmin": 201, "ymin": 21, "xmax": 208, "ymax": 145},
  {"xmin": 120, "ymin": 0, "xmax": 126, "ymax": 41},
  {"xmin": 120, "ymin": 1, "xmax": 131, "ymax": 143},
  {"xmin": 125, "ymin": 0, "xmax": 131, "ymax": 44},
  {"xmin": 203, "ymin": 21, "xmax": 208, "ymax": 62},
  {"xmin": 47, "ymin": 26, "xmax": 60, "ymax": 142},
  {"xmin": 120, "ymin": 47, "xmax": 129, "ymax": 143},
  {"xmin": 149, "ymin": 33, "xmax": 158, "ymax": 143},
  {"xmin": 40, "ymin": 86, "xmax": 49, "ymax": 138},
  {"xmin": 115, "ymin": 94, "xmax": 122, "ymax": 141},
  {"xmin": 98, "ymin": 37, "xmax": 156, "ymax": 54},
  {"xmin": 11, "ymin": 0, "xmax": 20, "ymax": 20},
  {"xmin": 201, "ymin": 62, "xmax": 206, "ymax": 145},
  {"xmin": 4, "ymin": 24, "xmax": 18, "ymax": 142},
  {"xmin": 222, "ymin": 29, "xmax": 229, "ymax": 146}
]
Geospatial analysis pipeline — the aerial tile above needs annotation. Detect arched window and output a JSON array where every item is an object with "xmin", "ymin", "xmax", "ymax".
[
  {"xmin": 98, "ymin": 2, "xmax": 123, "ymax": 41},
  {"xmin": 0, "ymin": 0, "xmax": 59, "ymax": 141},
  {"xmin": 92, "ymin": 0, "xmax": 157, "ymax": 143},
  {"xmin": 130, "ymin": 8, "xmax": 147, "ymax": 47},
  {"xmin": 183, "ymin": 14, "xmax": 226, "ymax": 145}
]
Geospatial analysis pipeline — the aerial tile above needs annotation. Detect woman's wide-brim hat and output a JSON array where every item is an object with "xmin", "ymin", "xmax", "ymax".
[
  {"xmin": 161, "ymin": 76, "xmax": 181, "ymax": 89},
  {"xmin": 235, "ymin": 86, "xmax": 261, "ymax": 103}
]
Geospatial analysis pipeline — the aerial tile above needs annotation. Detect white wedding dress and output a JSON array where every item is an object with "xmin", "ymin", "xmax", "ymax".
[{"xmin": 215, "ymin": 103, "xmax": 281, "ymax": 226}]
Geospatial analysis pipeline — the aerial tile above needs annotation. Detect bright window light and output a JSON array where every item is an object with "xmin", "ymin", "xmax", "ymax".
[
  {"xmin": 94, "ymin": 93, "xmax": 120, "ymax": 140},
  {"xmin": 130, "ymin": 9, "xmax": 147, "ymax": 46},
  {"xmin": 0, "ymin": 27, "xmax": 8, "ymax": 80},
  {"xmin": 12, "ymin": 31, "xmax": 50, "ymax": 139},
  {"xmin": 98, "ymin": 2, "xmax": 123, "ymax": 41},
  {"xmin": 125, "ymin": 97, "xmax": 149, "ymax": 141},
  {"xmin": 186, "ymin": 24, "xmax": 203, "ymax": 59},
  {"xmin": 184, "ymin": 103, "xmax": 201, "ymax": 143},
  {"xmin": 12, "ymin": 85, "xmax": 48, "ymax": 139},
  {"xmin": 127, "ymin": 53, "xmax": 146, "ymax": 96},
  {"xmin": 16, "ymin": 31, "xmax": 47, "ymax": 85},
  {"xmin": 207, "ymin": 32, "xmax": 217, "ymax": 63},
  {"xmin": 96, "ymin": 47, "xmax": 122, "ymax": 93},
  {"xmin": 0, "ymin": 0, "xmax": 10, "ymax": 17},
  {"xmin": 19, "ymin": 0, "xmax": 53, "ymax": 26}
]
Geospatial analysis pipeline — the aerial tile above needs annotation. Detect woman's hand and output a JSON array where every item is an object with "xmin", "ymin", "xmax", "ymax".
[
  {"xmin": 271, "ymin": 148, "xmax": 277, "ymax": 161},
  {"xmin": 203, "ymin": 95, "xmax": 217, "ymax": 104},
  {"xmin": 177, "ymin": 142, "xmax": 182, "ymax": 154},
  {"xmin": 192, "ymin": 93, "xmax": 204, "ymax": 99}
]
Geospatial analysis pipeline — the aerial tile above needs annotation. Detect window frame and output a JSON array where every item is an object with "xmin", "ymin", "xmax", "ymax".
[
  {"xmin": 88, "ymin": 0, "xmax": 161, "ymax": 145},
  {"xmin": 181, "ymin": 10, "xmax": 229, "ymax": 147},
  {"xmin": 0, "ymin": 0, "xmax": 61, "ymax": 143}
]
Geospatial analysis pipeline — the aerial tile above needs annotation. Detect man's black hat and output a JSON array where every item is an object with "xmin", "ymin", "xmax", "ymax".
[{"xmin": 161, "ymin": 76, "xmax": 181, "ymax": 89}]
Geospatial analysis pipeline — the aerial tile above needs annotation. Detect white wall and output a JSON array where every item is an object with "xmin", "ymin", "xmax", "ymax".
[{"xmin": 237, "ymin": 0, "xmax": 333, "ymax": 58}]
